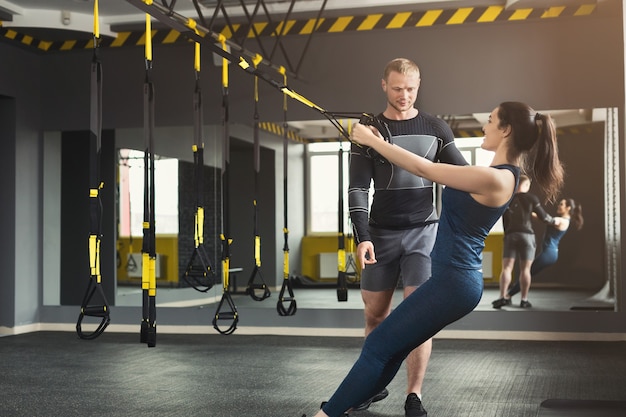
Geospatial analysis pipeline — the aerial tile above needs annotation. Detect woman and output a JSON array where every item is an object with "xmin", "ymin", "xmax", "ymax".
[
  {"xmin": 505, "ymin": 198, "xmax": 584, "ymax": 304},
  {"xmin": 302, "ymin": 101, "xmax": 564, "ymax": 417}
]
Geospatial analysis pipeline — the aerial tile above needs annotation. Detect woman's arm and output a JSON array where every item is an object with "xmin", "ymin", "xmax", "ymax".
[{"xmin": 351, "ymin": 124, "xmax": 513, "ymax": 206}]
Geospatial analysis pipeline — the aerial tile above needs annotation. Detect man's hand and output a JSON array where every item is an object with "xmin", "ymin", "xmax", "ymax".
[{"xmin": 356, "ymin": 241, "xmax": 377, "ymax": 270}]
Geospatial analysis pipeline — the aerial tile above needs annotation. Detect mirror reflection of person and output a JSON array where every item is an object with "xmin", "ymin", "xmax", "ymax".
[
  {"xmin": 505, "ymin": 198, "xmax": 584, "ymax": 304},
  {"xmin": 303, "ymin": 102, "xmax": 564, "ymax": 417},
  {"xmin": 348, "ymin": 57, "xmax": 467, "ymax": 417},
  {"xmin": 492, "ymin": 175, "xmax": 556, "ymax": 309}
]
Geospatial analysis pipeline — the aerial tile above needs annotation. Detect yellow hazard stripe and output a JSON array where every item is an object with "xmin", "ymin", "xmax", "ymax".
[{"xmin": 0, "ymin": 4, "xmax": 597, "ymax": 52}]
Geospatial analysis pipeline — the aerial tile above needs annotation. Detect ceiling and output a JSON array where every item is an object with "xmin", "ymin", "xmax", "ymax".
[{"xmin": 0, "ymin": 0, "xmax": 598, "ymax": 140}]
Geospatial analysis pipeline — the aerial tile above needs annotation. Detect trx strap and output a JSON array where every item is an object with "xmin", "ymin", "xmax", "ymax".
[
  {"xmin": 181, "ymin": 36, "xmax": 216, "ymax": 293},
  {"xmin": 213, "ymin": 40, "xmax": 238, "ymax": 335},
  {"xmin": 245, "ymin": 54, "xmax": 271, "ymax": 302},
  {"xmin": 140, "ymin": 11, "xmax": 157, "ymax": 347},
  {"xmin": 77, "ymin": 0, "xmax": 111, "ymax": 340},
  {"xmin": 336, "ymin": 139, "xmax": 348, "ymax": 302},
  {"xmin": 276, "ymin": 67, "xmax": 296, "ymax": 316}
]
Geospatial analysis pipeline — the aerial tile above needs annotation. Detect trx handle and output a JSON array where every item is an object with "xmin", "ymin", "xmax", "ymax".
[
  {"xmin": 213, "ymin": 236, "xmax": 239, "ymax": 335},
  {"xmin": 277, "ymin": 233, "xmax": 297, "ymax": 316},
  {"xmin": 77, "ymin": 1, "xmax": 111, "ymax": 340}
]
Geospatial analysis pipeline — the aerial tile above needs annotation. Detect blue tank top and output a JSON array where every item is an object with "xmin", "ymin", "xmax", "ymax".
[
  {"xmin": 431, "ymin": 164, "xmax": 520, "ymax": 270},
  {"xmin": 540, "ymin": 226, "xmax": 567, "ymax": 252}
]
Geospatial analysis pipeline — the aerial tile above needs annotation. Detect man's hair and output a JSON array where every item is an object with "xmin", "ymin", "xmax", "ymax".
[{"xmin": 384, "ymin": 58, "xmax": 420, "ymax": 81}]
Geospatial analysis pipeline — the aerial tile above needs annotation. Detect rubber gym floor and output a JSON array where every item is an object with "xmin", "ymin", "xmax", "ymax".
[{"xmin": 1, "ymin": 331, "xmax": 626, "ymax": 417}]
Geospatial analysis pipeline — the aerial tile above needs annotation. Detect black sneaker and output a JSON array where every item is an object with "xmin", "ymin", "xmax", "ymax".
[
  {"xmin": 520, "ymin": 300, "xmax": 532, "ymax": 308},
  {"xmin": 319, "ymin": 402, "xmax": 349, "ymax": 416},
  {"xmin": 352, "ymin": 388, "xmax": 388, "ymax": 411},
  {"xmin": 405, "ymin": 393, "xmax": 427, "ymax": 417},
  {"xmin": 492, "ymin": 297, "xmax": 512, "ymax": 309}
]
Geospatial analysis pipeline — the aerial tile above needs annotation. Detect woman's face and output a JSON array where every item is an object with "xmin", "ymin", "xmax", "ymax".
[
  {"xmin": 556, "ymin": 199, "xmax": 569, "ymax": 216},
  {"xmin": 481, "ymin": 107, "xmax": 506, "ymax": 152}
]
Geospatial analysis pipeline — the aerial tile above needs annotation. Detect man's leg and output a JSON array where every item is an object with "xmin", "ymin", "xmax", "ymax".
[{"xmin": 404, "ymin": 285, "xmax": 431, "ymax": 394}]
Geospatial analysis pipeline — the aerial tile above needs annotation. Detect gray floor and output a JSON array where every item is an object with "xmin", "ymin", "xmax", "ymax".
[
  {"xmin": 1, "ymin": 331, "xmax": 625, "ymax": 417},
  {"xmin": 116, "ymin": 284, "xmax": 601, "ymax": 312}
]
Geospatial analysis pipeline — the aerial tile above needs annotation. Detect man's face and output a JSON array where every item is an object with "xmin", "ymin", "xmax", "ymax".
[{"xmin": 382, "ymin": 70, "xmax": 420, "ymax": 113}]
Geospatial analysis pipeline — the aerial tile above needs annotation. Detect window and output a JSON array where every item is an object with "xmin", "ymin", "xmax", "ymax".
[
  {"xmin": 307, "ymin": 136, "xmax": 502, "ymax": 234},
  {"xmin": 307, "ymin": 142, "xmax": 351, "ymax": 234},
  {"xmin": 118, "ymin": 149, "xmax": 179, "ymax": 237}
]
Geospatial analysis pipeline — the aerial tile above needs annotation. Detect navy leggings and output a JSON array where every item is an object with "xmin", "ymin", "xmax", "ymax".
[
  {"xmin": 508, "ymin": 247, "xmax": 558, "ymax": 297},
  {"xmin": 321, "ymin": 262, "xmax": 484, "ymax": 417}
]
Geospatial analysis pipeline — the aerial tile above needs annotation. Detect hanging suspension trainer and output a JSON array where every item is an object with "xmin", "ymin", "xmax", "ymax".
[
  {"xmin": 276, "ymin": 67, "xmax": 296, "ymax": 316},
  {"xmin": 181, "ymin": 35, "xmax": 217, "ymax": 292},
  {"xmin": 336, "ymin": 138, "xmax": 349, "ymax": 302},
  {"xmin": 140, "ymin": 11, "xmax": 157, "ymax": 347},
  {"xmin": 76, "ymin": 0, "xmax": 111, "ymax": 340},
  {"xmin": 213, "ymin": 39, "xmax": 238, "ymax": 335},
  {"xmin": 245, "ymin": 54, "xmax": 271, "ymax": 302}
]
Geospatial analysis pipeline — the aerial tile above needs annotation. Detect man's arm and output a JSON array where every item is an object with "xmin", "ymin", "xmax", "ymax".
[
  {"xmin": 528, "ymin": 193, "xmax": 555, "ymax": 224},
  {"xmin": 348, "ymin": 142, "xmax": 374, "ymax": 244},
  {"xmin": 433, "ymin": 117, "xmax": 468, "ymax": 166}
]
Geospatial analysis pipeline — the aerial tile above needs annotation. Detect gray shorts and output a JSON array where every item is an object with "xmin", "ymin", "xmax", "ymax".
[
  {"xmin": 360, "ymin": 223, "xmax": 437, "ymax": 292},
  {"xmin": 502, "ymin": 232, "xmax": 536, "ymax": 261}
]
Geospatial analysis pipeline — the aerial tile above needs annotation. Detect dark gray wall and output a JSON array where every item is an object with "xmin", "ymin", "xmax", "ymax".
[
  {"xmin": 0, "ymin": 95, "xmax": 17, "ymax": 328},
  {"xmin": 1, "ymin": 1, "xmax": 625, "ymax": 334}
]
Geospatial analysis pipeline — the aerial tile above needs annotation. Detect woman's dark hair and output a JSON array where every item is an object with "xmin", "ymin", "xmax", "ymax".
[
  {"xmin": 565, "ymin": 198, "xmax": 584, "ymax": 231},
  {"xmin": 497, "ymin": 101, "xmax": 564, "ymax": 203}
]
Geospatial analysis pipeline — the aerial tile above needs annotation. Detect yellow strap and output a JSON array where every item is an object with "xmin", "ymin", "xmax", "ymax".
[
  {"xmin": 220, "ymin": 39, "xmax": 229, "ymax": 88},
  {"xmin": 93, "ymin": 0, "xmax": 100, "ymax": 39},
  {"xmin": 145, "ymin": 13, "xmax": 152, "ymax": 61},
  {"xmin": 148, "ymin": 257, "xmax": 156, "ymax": 296},
  {"xmin": 89, "ymin": 235, "xmax": 98, "ymax": 273},
  {"xmin": 255, "ymin": 236, "xmax": 261, "ymax": 266},
  {"xmin": 142, "ymin": 253, "xmax": 150, "ymax": 290},
  {"xmin": 337, "ymin": 249, "xmax": 346, "ymax": 271},
  {"xmin": 283, "ymin": 251, "xmax": 289, "ymax": 278}
]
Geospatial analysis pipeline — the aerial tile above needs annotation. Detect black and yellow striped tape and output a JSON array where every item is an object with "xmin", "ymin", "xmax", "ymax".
[{"xmin": 1, "ymin": 4, "xmax": 596, "ymax": 53}]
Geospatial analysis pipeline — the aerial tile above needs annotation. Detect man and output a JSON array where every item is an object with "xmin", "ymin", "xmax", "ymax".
[
  {"xmin": 348, "ymin": 57, "xmax": 467, "ymax": 417},
  {"xmin": 492, "ymin": 174, "xmax": 556, "ymax": 309}
]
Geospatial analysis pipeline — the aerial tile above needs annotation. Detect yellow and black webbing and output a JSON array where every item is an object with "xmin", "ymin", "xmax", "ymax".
[
  {"xmin": 76, "ymin": 0, "xmax": 111, "ymax": 341},
  {"xmin": 213, "ymin": 39, "xmax": 238, "ymax": 335},
  {"xmin": 181, "ymin": 33, "xmax": 216, "ymax": 293},
  {"xmin": 245, "ymin": 54, "xmax": 271, "ymax": 302},
  {"xmin": 276, "ymin": 67, "xmax": 297, "ymax": 316},
  {"xmin": 140, "ymin": 8, "xmax": 157, "ymax": 347}
]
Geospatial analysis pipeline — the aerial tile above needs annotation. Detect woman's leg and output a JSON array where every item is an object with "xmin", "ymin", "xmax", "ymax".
[{"xmin": 320, "ymin": 265, "xmax": 483, "ymax": 417}]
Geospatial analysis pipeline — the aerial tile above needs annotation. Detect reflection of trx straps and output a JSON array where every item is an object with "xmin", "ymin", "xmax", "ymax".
[
  {"xmin": 181, "ymin": 39, "xmax": 216, "ymax": 293},
  {"xmin": 76, "ymin": 0, "xmax": 111, "ymax": 340},
  {"xmin": 213, "ymin": 40, "xmax": 238, "ymax": 335},
  {"xmin": 337, "ymin": 140, "xmax": 348, "ymax": 302},
  {"xmin": 140, "ymin": 12, "xmax": 157, "ymax": 347},
  {"xmin": 245, "ymin": 55, "xmax": 271, "ymax": 302},
  {"xmin": 276, "ymin": 68, "xmax": 296, "ymax": 316}
]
